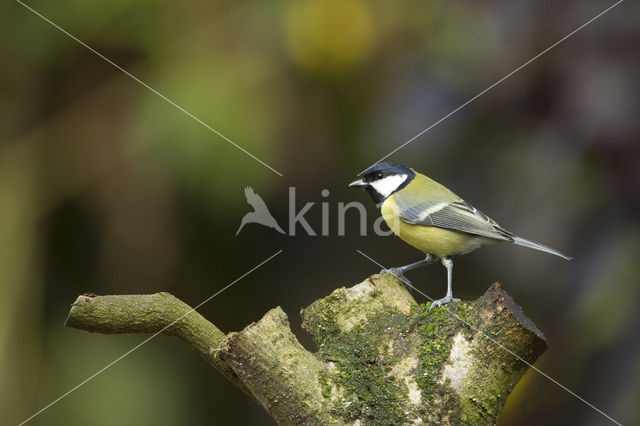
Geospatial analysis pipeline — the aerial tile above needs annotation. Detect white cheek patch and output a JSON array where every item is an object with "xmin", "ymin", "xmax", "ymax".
[{"xmin": 370, "ymin": 174, "xmax": 408, "ymax": 198}]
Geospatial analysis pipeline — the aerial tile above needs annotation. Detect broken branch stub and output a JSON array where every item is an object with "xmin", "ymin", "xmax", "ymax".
[{"xmin": 219, "ymin": 275, "xmax": 547, "ymax": 424}]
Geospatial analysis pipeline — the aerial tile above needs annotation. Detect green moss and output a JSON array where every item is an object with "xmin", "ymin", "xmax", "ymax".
[
  {"xmin": 318, "ymin": 370, "xmax": 332, "ymax": 399},
  {"xmin": 369, "ymin": 288, "xmax": 383, "ymax": 298},
  {"xmin": 415, "ymin": 302, "xmax": 473, "ymax": 404},
  {"xmin": 305, "ymin": 276, "xmax": 528, "ymax": 424},
  {"xmin": 315, "ymin": 309, "xmax": 413, "ymax": 424},
  {"xmin": 454, "ymin": 308, "xmax": 534, "ymax": 425},
  {"xmin": 416, "ymin": 297, "xmax": 539, "ymax": 425}
]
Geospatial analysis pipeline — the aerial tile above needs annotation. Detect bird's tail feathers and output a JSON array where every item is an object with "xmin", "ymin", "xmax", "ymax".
[{"xmin": 512, "ymin": 236, "xmax": 572, "ymax": 260}]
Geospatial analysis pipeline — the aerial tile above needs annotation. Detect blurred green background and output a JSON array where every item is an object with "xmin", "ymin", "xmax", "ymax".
[{"xmin": 2, "ymin": 0, "xmax": 639, "ymax": 424}]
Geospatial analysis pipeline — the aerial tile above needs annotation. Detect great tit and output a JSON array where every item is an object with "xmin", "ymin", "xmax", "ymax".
[{"xmin": 350, "ymin": 162, "xmax": 571, "ymax": 309}]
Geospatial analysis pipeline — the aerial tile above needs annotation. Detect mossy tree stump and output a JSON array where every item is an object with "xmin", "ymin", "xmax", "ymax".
[{"xmin": 66, "ymin": 274, "xmax": 547, "ymax": 424}]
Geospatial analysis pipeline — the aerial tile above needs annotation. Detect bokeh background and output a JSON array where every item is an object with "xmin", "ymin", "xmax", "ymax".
[{"xmin": 2, "ymin": 0, "xmax": 639, "ymax": 424}]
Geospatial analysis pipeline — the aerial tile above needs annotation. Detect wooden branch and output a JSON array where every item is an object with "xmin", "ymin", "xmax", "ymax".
[
  {"xmin": 218, "ymin": 307, "xmax": 336, "ymax": 423},
  {"xmin": 65, "ymin": 292, "xmax": 254, "ymax": 399},
  {"xmin": 65, "ymin": 275, "xmax": 547, "ymax": 425}
]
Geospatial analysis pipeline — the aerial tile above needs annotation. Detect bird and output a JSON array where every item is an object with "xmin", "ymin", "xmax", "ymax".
[
  {"xmin": 349, "ymin": 162, "xmax": 571, "ymax": 309},
  {"xmin": 236, "ymin": 186, "xmax": 285, "ymax": 235}
]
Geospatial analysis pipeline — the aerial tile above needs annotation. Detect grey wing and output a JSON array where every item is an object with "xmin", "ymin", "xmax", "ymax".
[{"xmin": 398, "ymin": 199, "xmax": 514, "ymax": 242}]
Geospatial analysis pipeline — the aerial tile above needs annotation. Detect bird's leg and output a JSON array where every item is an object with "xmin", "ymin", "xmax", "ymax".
[
  {"xmin": 429, "ymin": 256, "xmax": 461, "ymax": 310},
  {"xmin": 380, "ymin": 253, "xmax": 434, "ymax": 277},
  {"xmin": 380, "ymin": 254, "xmax": 435, "ymax": 289}
]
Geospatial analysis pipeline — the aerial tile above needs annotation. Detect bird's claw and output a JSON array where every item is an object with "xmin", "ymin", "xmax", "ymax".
[
  {"xmin": 379, "ymin": 268, "xmax": 413, "ymax": 290},
  {"xmin": 380, "ymin": 267, "xmax": 401, "ymax": 276},
  {"xmin": 429, "ymin": 296, "xmax": 461, "ymax": 311}
]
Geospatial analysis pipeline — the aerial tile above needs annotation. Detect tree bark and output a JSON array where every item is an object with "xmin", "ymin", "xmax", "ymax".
[{"xmin": 65, "ymin": 274, "xmax": 547, "ymax": 425}]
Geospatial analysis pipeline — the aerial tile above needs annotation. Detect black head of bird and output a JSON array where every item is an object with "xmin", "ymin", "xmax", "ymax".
[{"xmin": 349, "ymin": 162, "xmax": 416, "ymax": 207}]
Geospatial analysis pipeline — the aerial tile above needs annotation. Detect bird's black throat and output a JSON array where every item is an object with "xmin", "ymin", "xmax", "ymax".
[{"xmin": 365, "ymin": 185, "xmax": 387, "ymax": 206}]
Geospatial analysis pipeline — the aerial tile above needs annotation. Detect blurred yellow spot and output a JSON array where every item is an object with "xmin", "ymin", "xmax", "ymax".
[{"xmin": 285, "ymin": 0, "xmax": 374, "ymax": 73}]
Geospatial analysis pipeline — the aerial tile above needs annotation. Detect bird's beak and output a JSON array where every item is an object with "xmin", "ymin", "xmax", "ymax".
[{"xmin": 349, "ymin": 178, "xmax": 367, "ymax": 187}]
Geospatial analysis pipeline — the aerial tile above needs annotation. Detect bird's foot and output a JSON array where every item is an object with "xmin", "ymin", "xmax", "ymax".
[
  {"xmin": 379, "ymin": 268, "xmax": 413, "ymax": 290},
  {"xmin": 429, "ymin": 295, "xmax": 461, "ymax": 311},
  {"xmin": 379, "ymin": 267, "xmax": 404, "ymax": 276}
]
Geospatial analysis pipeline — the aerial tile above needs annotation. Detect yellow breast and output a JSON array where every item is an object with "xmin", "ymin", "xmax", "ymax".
[{"xmin": 380, "ymin": 197, "xmax": 486, "ymax": 256}]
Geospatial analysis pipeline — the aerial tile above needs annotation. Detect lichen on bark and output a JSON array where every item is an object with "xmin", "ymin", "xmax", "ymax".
[
  {"xmin": 65, "ymin": 274, "xmax": 547, "ymax": 425},
  {"xmin": 301, "ymin": 277, "xmax": 420, "ymax": 423}
]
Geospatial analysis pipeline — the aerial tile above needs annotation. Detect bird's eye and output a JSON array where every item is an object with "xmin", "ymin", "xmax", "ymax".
[{"xmin": 376, "ymin": 172, "xmax": 383, "ymax": 179}]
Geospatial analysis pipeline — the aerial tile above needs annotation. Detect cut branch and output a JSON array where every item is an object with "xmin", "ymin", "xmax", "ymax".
[
  {"xmin": 65, "ymin": 292, "xmax": 253, "ymax": 399},
  {"xmin": 65, "ymin": 275, "xmax": 547, "ymax": 425},
  {"xmin": 219, "ymin": 307, "xmax": 335, "ymax": 423}
]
